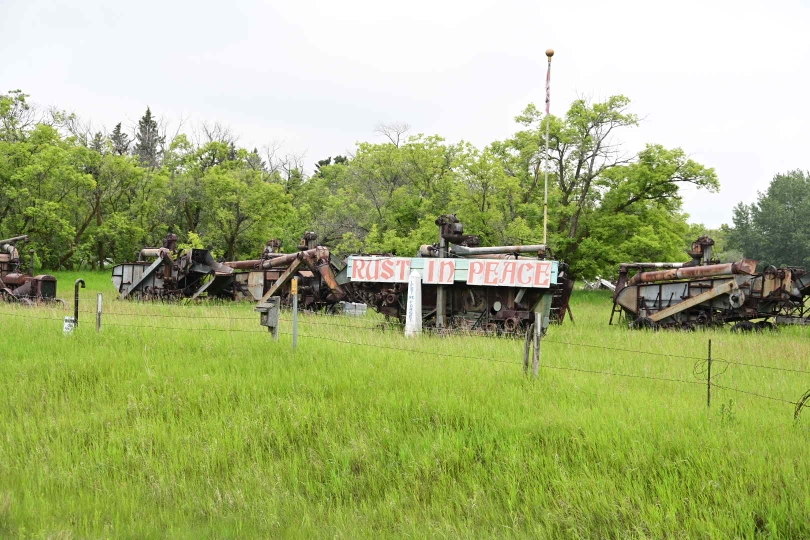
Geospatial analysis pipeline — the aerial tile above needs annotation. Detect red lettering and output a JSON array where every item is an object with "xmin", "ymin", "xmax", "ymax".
[
  {"xmin": 425, "ymin": 260, "xmax": 436, "ymax": 283},
  {"xmin": 439, "ymin": 260, "xmax": 455, "ymax": 284},
  {"xmin": 517, "ymin": 262, "xmax": 532, "ymax": 286},
  {"xmin": 533, "ymin": 262, "xmax": 551, "ymax": 287},
  {"xmin": 396, "ymin": 259, "xmax": 411, "ymax": 281},
  {"xmin": 501, "ymin": 261, "xmax": 516, "ymax": 286},
  {"xmin": 468, "ymin": 261, "xmax": 485, "ymax": 284},
  {"xmin": 380, "ymin": 259, "xmax": 394, "ymax": 280},
  {"xmin": 367, "ymin": 260, "xmax": 379, "ymax": 280},
  {"xmin": 484, "ymin": 262, "xmax": 499, "ymax": 285},
  {"xmin": 353, "ymin": 259, "xmax": 366, "ymax": 280}
]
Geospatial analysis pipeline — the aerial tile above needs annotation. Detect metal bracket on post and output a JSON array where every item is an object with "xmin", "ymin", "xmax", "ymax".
[{"xmin": 255, "ymin": 297, "xmax": 280, "ymax": 340}]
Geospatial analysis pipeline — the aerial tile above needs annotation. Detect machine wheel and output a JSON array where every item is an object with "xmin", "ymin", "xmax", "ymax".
[
  {"xmin": 630, "ymin": 317, "xmax": 658, "ymax": 330},
  {"xmin": 754, "ymin": 321, "xmax": 778, "ymax": 332},
  {"xmin": 730, "ymin": 321, "xmax": 755, "ymax": 333}
]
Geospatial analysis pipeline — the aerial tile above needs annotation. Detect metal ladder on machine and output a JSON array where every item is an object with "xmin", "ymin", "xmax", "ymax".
[{"xmin": 609, "ymin": 299, "xmax": 624, "ymax": 325}]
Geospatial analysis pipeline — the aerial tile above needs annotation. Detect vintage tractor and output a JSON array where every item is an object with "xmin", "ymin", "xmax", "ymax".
[
  {"xmin": 0, "ymin": 235, "xmax": 60, "ymax": 305},
  {"xmin": 335, "ymin": 215, "xmax": 574, "ymax": 334},
  {"xmin": 610, "ymin": 236, "xmax": 810, "ymax": 330}
]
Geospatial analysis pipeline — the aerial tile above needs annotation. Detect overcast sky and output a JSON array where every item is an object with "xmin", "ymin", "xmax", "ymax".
[{"xmin": 3, "ymin": 0, "xmax": 809, "ymax": 228}]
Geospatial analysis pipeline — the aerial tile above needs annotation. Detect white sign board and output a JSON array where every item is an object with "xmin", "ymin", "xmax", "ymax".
[
  {"xmin": 466, "ymin": 260, "xmax": 552, "ymax": 288},
  {"xmin": 347, "ymin": 257, "xmax": 557, "ymax": 288}
]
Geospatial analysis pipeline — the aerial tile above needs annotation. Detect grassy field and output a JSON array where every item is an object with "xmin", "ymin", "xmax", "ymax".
[{"xmin": 1, "ymin": 271, "xmax": 810, "ymax": 538}]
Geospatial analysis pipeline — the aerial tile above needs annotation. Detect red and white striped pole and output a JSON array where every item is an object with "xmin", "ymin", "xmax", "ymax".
[{"xmin": 542, "ymin": 48, "xmax": 554, "ymax": 246}]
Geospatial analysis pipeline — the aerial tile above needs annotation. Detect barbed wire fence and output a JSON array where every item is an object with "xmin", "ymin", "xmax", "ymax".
[{"xmin": 2, "ymin": 293, "xmax": 809, "ymax": 421}]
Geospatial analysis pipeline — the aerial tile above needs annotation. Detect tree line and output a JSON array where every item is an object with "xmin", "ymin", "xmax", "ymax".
[{"xmin": 1, "ymin": 89, "xmax": 733, "ymax": 278}]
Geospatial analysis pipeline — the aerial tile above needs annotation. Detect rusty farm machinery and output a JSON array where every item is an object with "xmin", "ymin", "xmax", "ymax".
[
  {"xmin": 610, "ymin": 236, "xmax": 810, "ymax": 331},
  {"xmin": 111, "ymin": 232, "xmax": 346, "ymax": 309},
  {"xmin": 111, "ymin": 216, "xmax": 574, "ymax": 336},
  {"xmin": 0, "ymin": 234, "xmax": 60, "ymax": 305},
  {"xmin": 111, "ymin": 233, "xmax": 236, "ymax": 301},
  {"xmin": 334, "ymin": 215, "xmax": 574, "ymax": 334},
  {"xmin": 226, "ymin": 232, "xmax": 347, "ymax": 310}
]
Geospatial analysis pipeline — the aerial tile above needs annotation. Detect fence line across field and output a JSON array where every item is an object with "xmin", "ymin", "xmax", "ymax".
[
  {"xmin": 1, "ymin": 302, "xmax": 808, "ymax": 369},
  {"xmin": 2, "ymin": 298, "xmax": 809, "ymax": 419}
]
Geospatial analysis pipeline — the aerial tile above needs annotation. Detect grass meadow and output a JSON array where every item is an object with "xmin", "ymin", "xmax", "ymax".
[{"xmin": 1, "ymin": 271, "xmax": 810, "ymax": 538}]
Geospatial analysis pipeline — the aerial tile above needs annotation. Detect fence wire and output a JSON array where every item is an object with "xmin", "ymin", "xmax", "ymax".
[{"xmin": 2, "ymin": 303, "xmax": 808, "ymax": 414}]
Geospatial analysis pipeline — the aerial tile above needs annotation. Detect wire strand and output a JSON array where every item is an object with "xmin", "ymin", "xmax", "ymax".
[{"xmin": 713, "ymin": 384, "xmax": 797, "ymax": 405}]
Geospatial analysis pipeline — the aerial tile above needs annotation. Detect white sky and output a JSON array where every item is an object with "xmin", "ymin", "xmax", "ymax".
[{"xmin": 3, "ymin": 0, "xmax": 809, "ymax": 228}]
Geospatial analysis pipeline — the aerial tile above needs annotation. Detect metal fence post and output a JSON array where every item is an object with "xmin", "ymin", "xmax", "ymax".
[
  {"xmin": 74, "ymin": 279, "xmax": 85, "ymax": 327},
  {"xmin": 292, "ymin": 277, "xmax": 299, "ymax": 350},
  {"xmin": 96, "ymin": 293, "xmax": 102, "ymax": 332},
  {"xmin": 707, "ymin": 339, "xmax": 712, "ymax": 408}
]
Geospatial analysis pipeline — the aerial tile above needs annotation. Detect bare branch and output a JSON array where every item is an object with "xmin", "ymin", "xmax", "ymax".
[{"xmin": 374, "ymin": 122, "xmax": 410, "ymax": 147}]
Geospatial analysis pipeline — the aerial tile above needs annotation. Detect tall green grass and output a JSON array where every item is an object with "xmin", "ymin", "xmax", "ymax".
[{"xmin": 1, "ymin": 272, "xmax": 809, "ymax": 538}]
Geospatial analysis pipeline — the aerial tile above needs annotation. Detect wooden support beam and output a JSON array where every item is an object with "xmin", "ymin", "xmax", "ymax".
[
  {"xmin": 259, "ymin": 257, "xmax": 303, "ymax": 303},
  {"xmin": 649, "ymin": 280, "xmax": 737, "ymax": 323}
]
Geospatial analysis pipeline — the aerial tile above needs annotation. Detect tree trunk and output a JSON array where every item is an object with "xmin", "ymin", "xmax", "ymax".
[{"xmin": 96, "ymin": 193, "xmax": 104, "ymax": 270}]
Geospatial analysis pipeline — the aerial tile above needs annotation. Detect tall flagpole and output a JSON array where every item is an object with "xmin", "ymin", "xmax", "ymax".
[{"xmin": 542, "ymin": 48, "xmax": 554, "ymax": 247}]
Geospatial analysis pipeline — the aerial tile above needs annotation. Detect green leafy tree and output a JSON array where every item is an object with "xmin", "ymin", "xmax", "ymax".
[
  {"xmin": 488, "ymin": 97, "xmax": 718, "ymax": 276},
  {"xmin": 728, "ymin": 170, "xmax": 810, "ymax": 267},
  {"xmin": 0, "ymin": 90, "xmax": 37, "ymax": 142},
  {"xmin": 198, "ymin": 152, "xmax": 294, "ymax": 260}
]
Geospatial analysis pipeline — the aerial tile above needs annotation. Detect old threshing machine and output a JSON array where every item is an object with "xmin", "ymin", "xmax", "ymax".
[
  {"xmin": 111, "ymin": 233, "xmax": 236, "ymax": 300},
  {"xmin": 336, "ymin": 215, "xmax": 574, "ymax": 334},
  {"xmin": 0, "ymin": 234, "xmax": 59, "ymax": 305},
  {"xmin": 225, "ymin": 233, "xmax": 347, "ymax": 310},
  {"xmin": 112, "ymin": 232, "xmax": 347, "ymax": 308},
  {"xmin": 610, "ymin": 237, "xmax": 810, "ymax": 330}
]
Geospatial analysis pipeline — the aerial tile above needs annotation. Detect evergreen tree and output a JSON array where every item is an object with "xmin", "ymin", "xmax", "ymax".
[
  {"xmin": 134, "ymin": 108, "xmax": 164, "ymax": 168},
  {"xmin": 110, "ymin": 122, "xmax": 130, "ymax": 155},
  {"xmin": 90, "ymin": 131, "xmax": 106, "ymax": 154}
]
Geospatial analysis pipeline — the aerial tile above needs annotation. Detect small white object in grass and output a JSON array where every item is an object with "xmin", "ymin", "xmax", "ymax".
[{"xmin": 63, "ymin": 316, "xmax": 76, "ymax": 335}]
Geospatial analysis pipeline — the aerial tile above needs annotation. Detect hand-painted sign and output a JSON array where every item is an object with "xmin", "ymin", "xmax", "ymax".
[
  {"xmin": 347, "ymin": 257, "xmax": 557, "ymax": 288},
  {"xmin": 467, "ymin": 259, "xmax": 552, "ymax": 288}
]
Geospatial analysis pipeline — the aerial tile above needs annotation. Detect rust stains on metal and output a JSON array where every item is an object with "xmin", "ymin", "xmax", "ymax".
[
  {"xmin": 611, "ymin": 236, "xmax": 810, "ymax": 330},
  {"xmin": 627, "ymin": 260, "xmax": 758, "ymax": 286},
  {"xmin": 0, "ymin": 234, "xmax": 59, "ymax": 304}
]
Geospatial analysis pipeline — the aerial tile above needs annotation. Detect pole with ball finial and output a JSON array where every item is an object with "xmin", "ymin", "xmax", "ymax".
[{"xmin": 542, "ymin": 48, "xmax": 554, "ymax": 247}]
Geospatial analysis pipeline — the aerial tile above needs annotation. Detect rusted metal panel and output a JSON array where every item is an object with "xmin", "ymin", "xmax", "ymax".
[{"xmin": 247, "ymin": 271, "xmax": 264, "ymax": 299}]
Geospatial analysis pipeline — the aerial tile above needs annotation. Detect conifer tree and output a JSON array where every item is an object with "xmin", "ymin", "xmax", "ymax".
[
  {"xmin": 110, "ymin": 122, "xmax": 130, "ymax": 155},
  {"xmin": 133, "ymin": 107, "xmax": 164, "ymax": 168}
]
